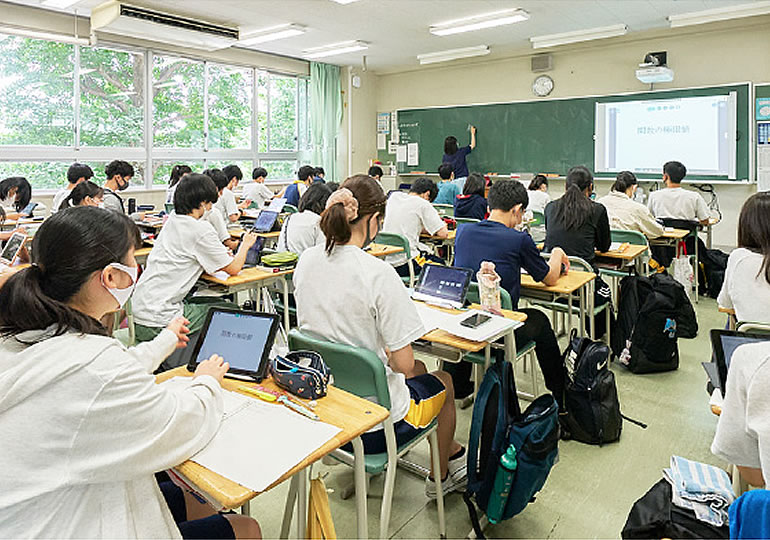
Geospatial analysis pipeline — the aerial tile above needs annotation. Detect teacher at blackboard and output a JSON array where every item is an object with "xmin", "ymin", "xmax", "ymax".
[{"xmin": 442, "ymin": 125, "xmax": 476, "ymax": 190}]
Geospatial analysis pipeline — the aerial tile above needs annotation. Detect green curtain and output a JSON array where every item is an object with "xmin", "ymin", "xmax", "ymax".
[{"xmin": 310, "ymin": 62, "xmax": 342, "ymax": 182}]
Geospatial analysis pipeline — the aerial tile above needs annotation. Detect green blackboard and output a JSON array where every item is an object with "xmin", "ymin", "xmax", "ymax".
[{"xmin": 382, "ymin": 83, "xmax": 750, "ymax": 181}]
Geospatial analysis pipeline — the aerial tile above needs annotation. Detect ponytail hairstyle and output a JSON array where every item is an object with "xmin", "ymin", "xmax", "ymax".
[
  {"xmin": 529, "ymin": 174, "xmax": 548, "ymax": 191},
  {"xmin": 169, "ymin": 164, "xmax": 192, "ymax": 188},
  {"xmin": 62, "ymin": 180, "xmax": 104, "ymax": 208},
  {"xmin": 0, "ymin": 207, "xmax": 140, "ymax": 339},
  {"xmin": 737, "ymin": 192, "xmax": 770, "ymax": 286},
  {"xmin": 320, "ymin": 174, "xmax": 386, "ymax": 255},
  {"xmin": 444, "ymin": 136, "xmax": 458, "ymax": 155},
  {"xmin": 554, "ymin": 166, "xmax": 594, "ymax": 230},
  {"xmin": 612, "ymin": 171, "xmax": 638, "ymax": 194},
  {"xmin": 0, "ymin": 177, "xmax": 32, "ymax": 212}
]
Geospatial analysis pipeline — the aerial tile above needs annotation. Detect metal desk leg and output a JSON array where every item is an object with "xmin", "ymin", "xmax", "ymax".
[
  {"xmin": 579, "ymin": 286, "xmax": 586, "ymax": 338},
  {"xmin": 296, "ymin": 467, "xmax": 308, "ymax": 540},
  {"xmin": 694, "ymin": 233, "xmax": 699, "ymax": 304},
  {"xmin": 587, "ymin": 280, "xmax": 595, "ymax": 341},
  {"xmin": 707, "ymin": 224, "xmax": 713, "ymax": 250},
  {"xmin": 352, "ymin": 437, "xmax": 368, "ymax": 540},
  {"xmin": 280, "ymin": 474, "xmax": 299, "ymax": 539},
  {"xmin": 281, "ymin": 275, "xmax": 291, "ymax": 332},
  {"xmin": 241, "ymin": 500, "xmax": 251, "ymax": 516}
]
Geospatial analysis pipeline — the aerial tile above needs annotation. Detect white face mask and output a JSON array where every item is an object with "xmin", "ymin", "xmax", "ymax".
[
  {"xmin": 101, "ymin": 262, "xmax": 138, "ymax": 309},
  {"xmin": 97, "ymin": 202, "xmax": 105, "ymax": 209}
]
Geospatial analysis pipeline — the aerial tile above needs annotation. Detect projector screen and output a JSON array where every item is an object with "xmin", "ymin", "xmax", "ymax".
[{"xmin": 595, "ymin": 93, "xmax": 737, "ymax": 178}]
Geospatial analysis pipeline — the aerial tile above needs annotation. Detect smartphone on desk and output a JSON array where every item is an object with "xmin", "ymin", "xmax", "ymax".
[{"xmin": 460, "ymin": 313, "xmax": 491, "ymax": 329}]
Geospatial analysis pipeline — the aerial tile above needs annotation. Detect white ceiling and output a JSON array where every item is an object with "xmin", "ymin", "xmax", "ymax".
[{"xmin": 4, "ymin": 0, "xmax": 765, "ymax": 72}]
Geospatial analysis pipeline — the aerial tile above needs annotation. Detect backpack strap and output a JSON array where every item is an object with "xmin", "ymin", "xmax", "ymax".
[
  {"xmin": 463, "ymin": 491, "xmax": 487, "ymax": 540},
  {"xmin": 466, "ymin": 360, "xmax": 499, "ymax": 491}
]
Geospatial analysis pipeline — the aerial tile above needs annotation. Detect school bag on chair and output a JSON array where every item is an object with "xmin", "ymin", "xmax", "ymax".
[{"xmin": 464, "ymin": 357, "xmax": 560, "ymax": 539}]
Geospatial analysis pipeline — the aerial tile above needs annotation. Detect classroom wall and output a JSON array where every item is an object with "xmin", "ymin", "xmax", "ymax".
[{"xmin": 368, "ymin": 17, "xmax": 770, "ymax": 249}]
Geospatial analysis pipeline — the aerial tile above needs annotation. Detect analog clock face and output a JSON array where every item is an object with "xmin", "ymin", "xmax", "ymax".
[{"xmin": 533, "ymin": 75, "xmax": 554, "ymax": 97}]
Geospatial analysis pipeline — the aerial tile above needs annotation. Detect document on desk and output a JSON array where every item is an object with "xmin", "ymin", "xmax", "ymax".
[
  {"xmin": 414, "ymin": 303, "xmax": 522, "ymax": 342},
  {"xmin": 161, "ymin": 377, "xmax": 342, "ymax": 492}
]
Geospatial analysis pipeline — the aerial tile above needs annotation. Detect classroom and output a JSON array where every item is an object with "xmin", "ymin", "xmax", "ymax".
[{"xmin": 1, "ymin": 0, "xmax": 769, "ymax": 538}]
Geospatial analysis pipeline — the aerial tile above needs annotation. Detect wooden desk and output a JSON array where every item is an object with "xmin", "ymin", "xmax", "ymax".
[
  {"xmin": 520, "ymin": 270, "xmax": 596, "ymax": 338},
  {"xmin": 420, "ymin": 229, "xmax": 456, "ymax": 263},
  {"xmin": 364, "ymin": 243, "xmax": 403, "ymax": 258},
  {"xmin": 156, "ymin": 367, "xmax": 388, "ymax": 539},
  {"xmin": 0, "ymin": 217, "xmax": 41, "ymax": 231},
  {"xmin": 595, "ymin": 244, "xmax": 648, "ymax": 274},
  {"xmin": 703, "ymin": 217, "xmax": 719, "ymax": 249},
  {"xmin": 719, "ymin": 305, "xmax": 737, "ymax": 330},
  {"xmin": 134, "ymin": 246, "xmax": 152, "ymax": 265},
  {"xmin": 229, "ymin": 228, "xmax": 281, "ymax": 240}
]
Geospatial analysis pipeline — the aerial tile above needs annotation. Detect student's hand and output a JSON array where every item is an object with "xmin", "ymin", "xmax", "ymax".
[
  {"xmin": 13, "ymin": 227, "xmax": 26, "ymax": 235},
  {"xmin": 166, "ymin": 316, "xmax": 191, "ymax": 349},
  {"xmin": 470, "ymin": 125, "xmax": 477, "ymax": 134},
  {"xmin": 240, "ymin": 231, "xmax": 258, "ymax": 250},
  {"xmin": 553, "ymin": 247, "xmax": 570, "ymax": 273},
  {"xmin": 194, "ymin": 354, "xmax": 229, "ymax": 385}
]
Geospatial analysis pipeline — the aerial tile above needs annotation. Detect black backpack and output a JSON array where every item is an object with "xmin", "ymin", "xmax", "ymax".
[
  {"xmin": 561, "ymin": 330, "xmax": 625, "ymax": 445},
  {"xmin": 612, "ymin": 274, "xmax": 697, "ymax": 374},
  {"xmin": 622, "ymin": 479, "xmax": 728, "ymax": 539},
  {"xmin": 698, "ymin": 248, "xmax": 729, "ymax": 299}
]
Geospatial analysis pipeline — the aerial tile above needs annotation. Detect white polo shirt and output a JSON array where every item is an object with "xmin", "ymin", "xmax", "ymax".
[{"xmin": 383, "ymin": 191, "xmax": 445, "ymax": 267}]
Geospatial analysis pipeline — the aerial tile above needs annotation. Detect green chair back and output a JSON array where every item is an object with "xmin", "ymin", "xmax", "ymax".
[
  {"xmin": 433, "ymin": 204, "xmax": 454, "ymax": 218},
  {"xmin": 466, "ymin": 282, "xmax": 513, "ymax": 310},
  {"xmin": 164, "ymin": 203, "xmax": 174, "ymax": 214},
  {"xmin": 455, "ymin": 217, "xmax": 480, "ymax": 225},
  {"xmin": 531, "ymin": 210, "xmax": 545, "ymax": 227},
  {"xmin": 375, "ymin": 232, "xmax": 412, "ymax": 260},
  {"xmin": 736, "ymin": 322, "xmax": 770, "ymax": 335},
  {"xmin": 288, "ymin": 329, "xmax": 391, "ymax": 410},
  {"xmin": 610, "ymin": 229, "xmax": 647, "ymax": 246},
  {"xmin": 284, "ymin": 204, "xmax": 298, "ymax": 214}
]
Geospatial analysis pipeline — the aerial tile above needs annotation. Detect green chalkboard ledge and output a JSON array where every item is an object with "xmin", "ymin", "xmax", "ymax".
[{"xmin": 594, "ymin": 176, "xmax": 753, "ymax": 185}]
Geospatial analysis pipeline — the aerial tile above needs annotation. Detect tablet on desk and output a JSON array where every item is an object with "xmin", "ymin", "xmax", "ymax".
[
  {"xmin": 0, "ymin": 232, "xmax": 27, "ymax": 266},
  {"xmin": 187, "ymin": 308, "xmax": 280, "ymax": 381}
]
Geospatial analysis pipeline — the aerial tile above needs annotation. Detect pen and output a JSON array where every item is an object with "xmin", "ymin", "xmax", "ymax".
[{"xmin": 278, "ymin": 395, "xmax": 320, "ymax": 421}]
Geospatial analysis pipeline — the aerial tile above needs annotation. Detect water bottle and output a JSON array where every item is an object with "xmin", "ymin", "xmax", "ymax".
[{"xmin": 487, "ymin": 445, "xmax": 518, "ymax": 524}]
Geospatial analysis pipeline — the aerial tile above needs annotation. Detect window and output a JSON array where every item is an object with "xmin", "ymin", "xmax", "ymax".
[
  {"xmin": 206, "ymin": 160, "xmax": 254, "ymax": 178},
  {"xmin": 0, "ymin": 35, "xmax": 74, "ymax": 146},
  {"xmin": 80, "ymin": 47, "xmax": 144, "ymax": 147},
  {"xmin": 153, "ymin": 55, "xmax": 204, "ymax": 148},
  {"xmin": 0, "ymin": 36, "xmax": 309, "ymax": 190}
]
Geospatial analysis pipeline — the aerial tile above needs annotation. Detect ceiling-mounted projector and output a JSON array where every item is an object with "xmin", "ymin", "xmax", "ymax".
[{"xmin": 636, "ymin": 51, "xmax": 673, "ymax": 83}]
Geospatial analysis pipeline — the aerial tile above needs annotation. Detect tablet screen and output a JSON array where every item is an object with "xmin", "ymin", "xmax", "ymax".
[
  {"xmin": 253, "ymin": 210, "xmax": 278, "ymax": 232},
  {"xmin": 416, "ymin": 265, "xmax": 471, "ymax": 303},
  {"xmin": 194, "ymin": 310, "xmax": 276, "ymax": 373},
  {"xmin": 1, "ymin": 233, "xmax": 25, "ymax": 263}
]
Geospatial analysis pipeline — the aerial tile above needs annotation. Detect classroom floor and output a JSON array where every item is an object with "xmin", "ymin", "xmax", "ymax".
[{"xmin": 247, "ymin": 297, "xmax": 725, "ymax": 539}]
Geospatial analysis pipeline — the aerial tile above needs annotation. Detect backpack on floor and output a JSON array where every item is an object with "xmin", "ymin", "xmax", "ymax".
[
  {"xmin": 561, "ymin": 330, "xmax": 625, "ymax": 444},
  {"xmin": 698, "ymin": 248, "xmax": 729, "ymax": 299},
  {"xmin": 464, "ymin": 357, "xmax": 560, "ymax": 539}
]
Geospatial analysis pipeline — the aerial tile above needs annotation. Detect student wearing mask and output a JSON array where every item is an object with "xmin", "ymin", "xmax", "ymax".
[
  {"xmin": 280, "ymin": 165, "xmax": 315, "ymax": 208},
  {"xmin": 453, "ymin": 172, "xmax": 487, "ymax": 221},
  {"xmin": 0, "ymin": 176, "xmax": 32, "ymax": 220},
  {"xmin": 218, "ymin": 165, "xmax": 243, "ymax": 224},
  {"xmin": 597, "ymin": 171, "xmax": 664, "ymax": 239},
  {"xmin": 368, "ymin": 165, "xmax": 384, "ymax": 182},
  {"xmin": 166, "ymin": 164, "xmax": 192, "ymax": 205},
  {"xmin": 433, "ymin": 163, "xmax": 459, "ymax": 206},
  {"xmin": 132, "ymin": 174, "xmax": 258, "ymax": 368},
  {"xmin": 294, "ymin": 175, "xmax": 467, "ymax": 498},
  {"xmin": 203, "ymin": 169, "xmax": 238, "ymax": 251},
  {"xmin": 453, "ymin": 180, "xmax": 569, "ymax": 411},
  {"xmin": 544, "ymin": 166, "xmax": 613, "ymax": 337},
  {"xmin": 442, "ymin": 125, "xmax": 476, "ymax": 190},
  {"xmin": 103, "ymin": 160, "xmax": 134, "ymax": 214},
  {"xmin": 53, "ymin": 163, "xmax": 93, "ymax": 213},
  {"xmin": 647, "ymin": 161, "xmax": 710, "ymax": 225},
  {"xmin": 240, "ymin": 167, "xmax": 273, "ymax": 210},
  {"xmin": 718, "ymin": 192, "xmax": 770, "ymax": 323},
  {"xmin": 61, "ymin": 180, "xmax": 104, "ymax": 209},
  {"xmin": 383, "ymin": 177, "xmax": 448, "ymax": 278},
  {"xmin": 0, "ymin": 207, "xmax": 260, "ymax": 539},
  {"xmin": 277, "ymin": 183, "xmax": 333, "ymax": 256}
]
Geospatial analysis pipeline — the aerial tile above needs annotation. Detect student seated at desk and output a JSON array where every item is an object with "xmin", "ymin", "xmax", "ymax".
[
  {"xmin": 368, "ymin": 165, "xmax": 383, "ymax": 182},
  {"xmin": 239, "ymin": 167, "xmax": 273, "ymax": 210},
  {"xmin": 133, "ymin": 174, "xmax": 258, "ymax": 369},
  {"xmin": 544, "ymin": 166, "xmax": 613, "ymax": 337},
  {"xmin": 313, "ymin": 166, "xmax": 325, "ymax": 183},
  {"xmin": 0, "ymin": 176, "xmax": 32, "ymax": 221},
  {"xmin": 218, "ymin": 165, "xmax": 243, "ymax": 224},
  {"xmin": 454, "ymin": 172, "xmax": 487, "ymax": 221},
  {"xmin": 433, "ymin": 163, "xmax": 459, "ymax": 205},
  {"xmin": 383, "ymin": 177, "xmax": 448, "ymax": 278},
  {"xmin": 718, "ymin": 192, "xmax": 770, "ymax": 323},
  {"xmin": 203, "ymin": 169, "xmax": 239, "ymax": 252},
  {"xmin": 0, "ymin": 207, "xmax": 260, "ymax": 539},
  {"xmin": 277, "ymin": 182, "xmax": 333, "ymax": 256},
  {"xmin": 597, "ymin": 171, "xmax": 664, "ymax": 239},
  {"xmin": 453, "ymin": 179, "xmax": 569, "ymax": 410},
  {"xmin": 647, "ymin": 161, "xmax": 710, "ymax": 226},
  {"xmin": 294, "ymin": 175, "xmax": 467, "ymax": 497},
  {"xmin": 525, "ymin": 174, "xmax": 551, "ymax": 243},
  {"xmin": 103, "ymin": 160, "xmax": 134, "ymax": 215},
  {"xmin": 53, "ymin": 162, "xmax": 93, "ymax": 213},
  {"xmin": 166, "ymin": 164, "xmax": 192, "ymax": 205},
  {"xmin": 279, "ymin": 165, "xmax": 314, "ymax": 208},
  {"xmin": 60, "ymin": 180, "xmax": 104, "ymax": 209},
  {"xmin": 712, "ymin": 341, "xmax": 770, "ymax": 489}
]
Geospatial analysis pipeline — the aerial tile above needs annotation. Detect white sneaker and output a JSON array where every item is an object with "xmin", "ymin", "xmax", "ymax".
[{"xmin": 424, "ymin": 449, "xmax": 468, "ymax": 499}]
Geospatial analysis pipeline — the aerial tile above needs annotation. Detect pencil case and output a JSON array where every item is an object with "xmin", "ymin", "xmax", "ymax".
[{"xmin": 270, "ymin": 351, "xmax": 331, "ymax": 400}]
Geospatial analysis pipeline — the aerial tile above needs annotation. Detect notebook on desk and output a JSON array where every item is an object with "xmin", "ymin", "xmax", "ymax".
[{"xmin": 410, "ymin": 265, "xmax": 473, "ymax": 309}]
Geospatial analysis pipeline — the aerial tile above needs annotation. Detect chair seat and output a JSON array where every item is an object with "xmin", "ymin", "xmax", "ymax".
[
  {"xmin": 599, "ymin": 268, "xmax": 635, "ymax": 278},
  {"xmin": 464, "ymin": 340, "xmax": 536, "ymax": 365},
  {"xmin": 527, "ymin": 298, "xmax": 607, "ymax": 317}
]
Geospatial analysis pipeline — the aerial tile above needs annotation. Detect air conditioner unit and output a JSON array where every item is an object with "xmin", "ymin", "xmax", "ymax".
[{"xmin": 91, "ymin": 1, "xmax": 238, "ymax": 51}]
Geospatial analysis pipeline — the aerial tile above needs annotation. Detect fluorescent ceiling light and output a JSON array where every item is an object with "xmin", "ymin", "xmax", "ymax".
[
  {"xmin": 668, "ymin": 1, "xmax": 770, "ymax": 27},
  {"xmin": 238, "ymin": 24, "xmax": 306, "ymax": 45},
  {"xmin": 417, "ymin": 45, "xmax": 490, "ymax": 65},
  {"xmin": 430, "ymin": 9, "xmax": 529, "ymax": 36},
  {"xmin": 41, "ymin": 0, "xmax": 82, "ymax": 8},
  {"xmin": 530, "ymin": 24, "xmax": 627, "ymax": 49},
  {"xmin": 303, "ymin": 40, "xmax": 368, "ymax": 59},
  {"xmin": 0, "ymin": 24, "xmax": 90, "ymax": 45},
  {"xmin": 330, "ymin": 0, "xmax": 361, "ymax": 4}
]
